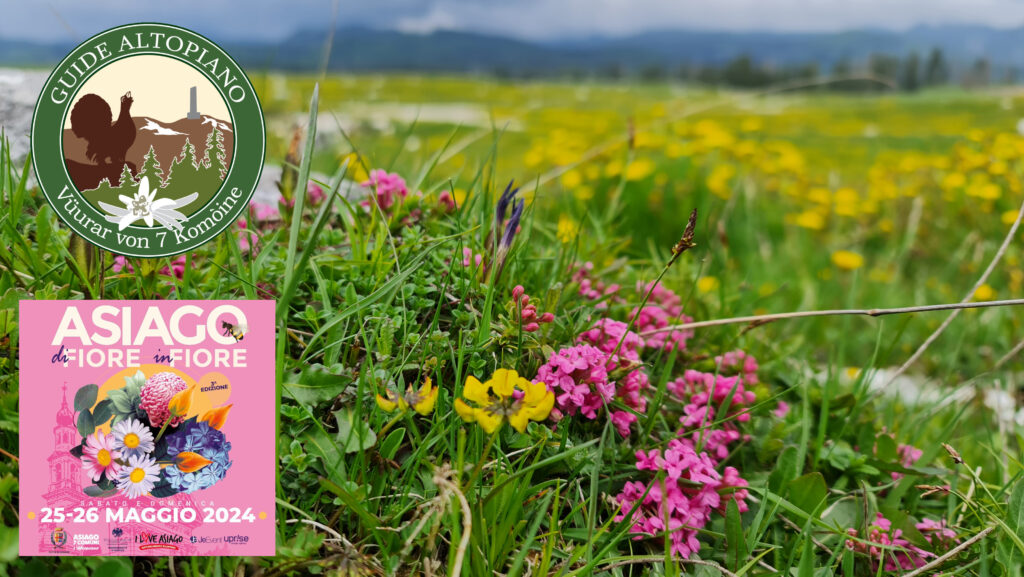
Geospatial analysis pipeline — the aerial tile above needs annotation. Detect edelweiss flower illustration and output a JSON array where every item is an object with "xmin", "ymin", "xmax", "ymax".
[{"xmin": 98, "ymin": 176, "xmax": 198, "ymax": 231}]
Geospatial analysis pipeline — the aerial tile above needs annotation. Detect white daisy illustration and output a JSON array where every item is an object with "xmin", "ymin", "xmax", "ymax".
[
  {"xmin": 98, "ymin": 176, "xmax": 198, "ymax": 231},
  {"xmin": 111, "ymin": 417, "xmax": 155, "ymax": 459},
  {"xmin": 116, "ymin": 454, "xmax": 160, "ymax": 498}
]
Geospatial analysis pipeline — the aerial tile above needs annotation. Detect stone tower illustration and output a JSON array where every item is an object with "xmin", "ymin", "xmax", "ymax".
[
  {"xmin": 43, "ymin": 384, "xmax": 81, "ymax": 504},
  {"xmin": 187, "ymin": 86, "xmax": 201, "ymax": 120}
]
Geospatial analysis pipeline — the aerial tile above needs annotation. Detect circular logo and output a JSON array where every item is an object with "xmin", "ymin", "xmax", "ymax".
[{"xmin": 32, "ymin": 23, "xmax": 265, "ymax": 257}]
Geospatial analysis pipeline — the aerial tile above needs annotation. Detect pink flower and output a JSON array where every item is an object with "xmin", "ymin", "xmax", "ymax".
[
  {"xmin": 893, "ymin": 443, "xmax": 924, "ymax": 480},
  {"xmin": 610, "ymin": 410, "xmax": 637, "ymax": 437},
  {"xmin": 578, "ymin": 319, "xmax": 644, "ymax": 361},
  {"xmin": 773, "ymin": 401, "xmax": 790, "ymax": 419},
  {"xmin": 668, "ymin": 366, "xmax": 757, "ymax": 464},
  {"xmin": 139, "ymin": 372, "xmax": 188, "ymax": 428},
  {"xmin": 512, "ymin": 287, "xmax": 555, "ymax": 332},
  {"xmin": 81, "ymin": 430, "xmax": 121, "ymax": 482},
  {"xmin": 439, "ymin": 190, "xmax": 456, "ymax": 211},
  {"xmin": 112, "ymin": 255, "xmax": 134, "ymax": 273},
  {"xmin": 916, "ymin": 518, "xmax": 958, "ymax": 547},
  {"xmin": 613, "ymin": 436, "xmax": 750, "ymax": 559},
  {"xmin": 307, "ymin": 181, "xmax": 326, "ymax": 205},
  {"xmin": 631, "ymin": 281, "xmax": 693, "ymax": 351},
  {"xmin": 572, "ymin": 262, "xmax": 621, "ymax": 308},
  {"xmin": 160, "ymin": 256, "xmax": 187, "ymax": 280},
  {"xmin": 846, "ymin": 513, "xmax": 933, "ymax": 571},
  {"xmin": 461, "ymin": 247, "xmax": 483, "ymax": 268},
  {"xmin": 535, "ymin": 344, "xmax": 613, "ymax": 420},
  {"xmin": 250, "ymin": 201, "xmax": 280, "ymax": 221},
  {"xmin": 361, "ymin": 169, "xmax": 409, "ymax": 211}
]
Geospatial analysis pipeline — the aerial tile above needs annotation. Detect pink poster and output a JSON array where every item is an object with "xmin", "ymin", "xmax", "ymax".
[{"xmin": 19, "ymin": 300, "xmax": 276, "ymax": 556}]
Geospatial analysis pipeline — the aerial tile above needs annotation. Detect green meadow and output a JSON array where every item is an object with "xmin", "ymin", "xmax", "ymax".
[{"xmin": 3, "ymin": 74, "xmax": 1024, "ymax": 575}]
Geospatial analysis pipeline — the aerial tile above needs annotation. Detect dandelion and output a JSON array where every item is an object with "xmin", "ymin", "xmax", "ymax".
[
  {"xmin": 831, "ymin": 250, "xmax": 864, "ymax": 271},
  {"xmin": 111, "ymin": 418, "xmax": 155, "ymax": 459},
  {"xmin": 454, "ymin": 369, "xmax": 554, "ymax": 434},
  {"xmin": 116, "ymin": 454, "xmax": 161, "ymax": 498},
  {"xmin": 973, "ymin": 283, "xmax": 996, "ymax": 301},
  {"xmin": 376, "ymin": 377, "xmax": 439, "ymax": 416},
  {"xmin": 81, "ymin": 431, "xmax": 121, "ymax": 482},
  {"xmin": 696, "ymin": 276, "xmax": 719, "ymax": 293}
]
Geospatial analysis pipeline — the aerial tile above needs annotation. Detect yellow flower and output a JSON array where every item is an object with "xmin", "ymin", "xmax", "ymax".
[
  {"xmin": 200, "ymin": 404, "xmax": 233, "ymax": 430},
  {"xmin": 625, "ymin": 158, "xmax": 655, "ymax": 181},
  {"xmin": 697, "ymin": 276, "xmax": 719, "ymax": 293},
  {"xmin": 454, "ymin": 369, "xmax": 554, "ymax": 434},
  {"xmin": 557, "ymin": 214, "xmax": 578, "ymax": 243},
  {"xmin": 560, "ymin": 169, "xmax": 582, "ymax": 188},
  {"xmin": 376, "ymin": 377, "xmax": 439, "ymax": 416},
  {"xmin": 174, "ymin": 451, "xmax": 213, "ymax": 473},
  {"xmin": 831, "ymin": 250, "xmax": 864, "ymax": 271},
  {"xmin": 167, "ymin": 384, "xmax": 196, "ymax": 418},
  {"xmin": 973, "ymin": 284, "xmax": 996, "ymax": 301},
  {"xmin": 792, "ymin": 210, "xmax": 825, "ymax": 230}
]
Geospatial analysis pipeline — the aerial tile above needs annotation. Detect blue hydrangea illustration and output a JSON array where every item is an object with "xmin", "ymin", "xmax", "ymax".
[{"xmin": 163, "ymin": 421, "xmax": 232, "ymax": 493}]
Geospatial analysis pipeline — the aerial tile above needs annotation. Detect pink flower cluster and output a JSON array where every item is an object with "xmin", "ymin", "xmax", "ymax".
[
  {"xmin": 614, "ymin": 438, "xmax": 750, "ymax": 558},
  {"xmin": 572, "ymin": 262, "xmax": 620, "ymax": 308},
  {"xmin": 575, "ymin": 319, "xmax": 650, "ymax": 435},
  {"xmin": 668, "ymin": 368, "xmax": 756, "ymax": 461},
  {"xmin": 715, "ymin": 350, "xmax": 759, "ymax": 384},
  {"xmin": 534, "ymin": 344, "xmax": 613, "ymax": 422},
  {"xmin": 846, "ymin": 514, "xmax": 958, "ymax": 571},
  {"xmin": 578, "ymin": 319, "xmax": 644, "ymax": 360},
  {"xmin": 631, "ymin": 281, "xmax": 693, "ymax": 351},
  {"xmin": 511, "ymin": 285, "xmax": 554, "ymax": 332},
  {"xmin": 361, "ymin": 169, "xmax": 409, "ymax": 211}
]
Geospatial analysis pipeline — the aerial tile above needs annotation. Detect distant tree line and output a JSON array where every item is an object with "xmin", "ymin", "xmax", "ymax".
[{"xmin": 495, "ymin": 47, "xmax": 1011, "ymax": 91}]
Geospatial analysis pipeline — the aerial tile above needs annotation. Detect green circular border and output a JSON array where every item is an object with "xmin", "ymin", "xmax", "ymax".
[{"xmin": 32, "ymin": 22, "xmax": 265, "ymax": 258}]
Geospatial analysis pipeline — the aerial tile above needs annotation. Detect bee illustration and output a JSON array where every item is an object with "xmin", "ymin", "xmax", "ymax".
[{"xmin": 221, "ymin": 321, "xmax": 248, "ymax": 342}]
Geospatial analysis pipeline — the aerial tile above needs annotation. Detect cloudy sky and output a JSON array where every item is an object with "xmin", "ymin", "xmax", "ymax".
[{"xmin": 3, "ymin": 0, "xmax": 1024, "ymax": 42}]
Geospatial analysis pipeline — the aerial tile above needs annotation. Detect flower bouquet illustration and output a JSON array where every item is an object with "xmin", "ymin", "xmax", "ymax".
[{"xmin": 68, "ymin": 370, "xmax": 232, "ymax": 498}]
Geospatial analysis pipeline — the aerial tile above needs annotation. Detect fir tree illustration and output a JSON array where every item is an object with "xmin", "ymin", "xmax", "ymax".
[
  {"xmin": 164, "ymin": 137, "xmax": 202, "ymax": 200},
  {"xmin": 117, "ymin": 163, "xmax": 136, "ymax": 190},
  {"xmin": 138, "ymin": 145, "xmax": 164, "ymax": 188},
  {"xmin": 202, "ymin": 126, "xmax": 228, "ymax": 181}
]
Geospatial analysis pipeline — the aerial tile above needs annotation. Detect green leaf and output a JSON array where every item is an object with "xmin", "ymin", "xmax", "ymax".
[
  {"xmin": 124, "ymin": 370, "xmax": 146, "ymax": 394},
  {"xmin": 73, "ymin": 384, "xmax": 98, "ymax": 412},
  {"xmin": 83, "ymin": 485, "xmax": 117, "ymax": 498},
  {"xmin": 787, "ymin": 473, "xmax": 827, "ymax": 516},
  {"xmin": 725, "ymin": 498, "xmax": 747, "ymax": 571},
  {"xmin": 93, "ymin": 559, "xmax": 132, "ymax": 577},
  {"xmin": 380, "ymin": 428, "xmax": 406, "ymax": 461},
  {"xmin": 768, "ymin": 445, "xmax": 801, "ymax": 494},
  {"xmin": 283, "ymin": 364, "xmax": 352, "ymax": 405},
  {"xmin": 76, "ymin": 410, "xmax": 95, "ymax": 438},
  {"xmin": 333, "ymin": 409, "xmax": 377, "ymax": 453},
  {"xmin": 92, "ymin": 398, "xmax": 113, "ymax": 426},
  {"xmin": 875, "ymin": 433, "xmax": 898, "ymax": 462},
  {"xmin": 150, "ymin": 482, "xmax": 179, "ymax": 498}
]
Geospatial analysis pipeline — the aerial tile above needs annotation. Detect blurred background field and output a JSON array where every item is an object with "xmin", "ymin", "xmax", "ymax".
[{"xmin": 249, "ymin": 72, "xmax": 1024, "ymax": 376}]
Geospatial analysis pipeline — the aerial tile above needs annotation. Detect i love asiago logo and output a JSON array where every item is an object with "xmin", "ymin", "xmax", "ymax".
[{"xmin": 32, "ymin": 23, "xmax": 265, "ymax": 257}]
